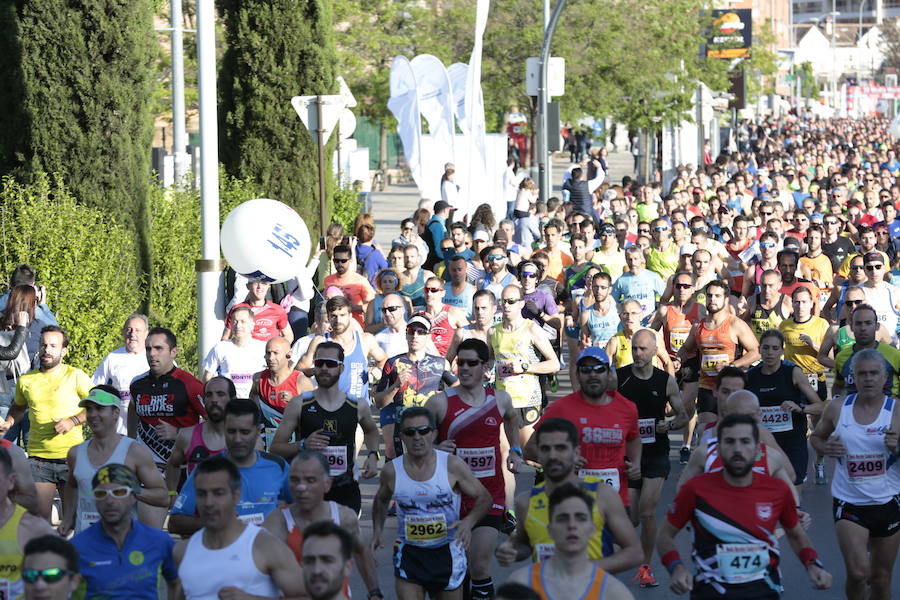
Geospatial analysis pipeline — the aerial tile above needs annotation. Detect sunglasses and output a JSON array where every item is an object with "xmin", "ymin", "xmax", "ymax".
[
  {"xmin": 333, "ymin": 258, "xmax": 350, "ymax": 264},
  {"xmin": 760, "ymin": 211, "xmax": 773, "ymax": 216},
  {"xmin": 674, "ymin": 283, "xmax": 692, "ymax": 289},
  {"xmin": 760, "ymin": 241, "xmax": 776, "ymax": 248},
  {"xmin": 401, "ymin": 426, "xmax": 433, "ymax": 437},
  {"xmin": 845, "ymin": 299, "xmax": 863, "ymax": 306},
  {"xmin": 520, "ymin": 272, "xmax": 538, "ymax": 279},
  {"xmin": 382, "ymin": 306, "xmax": 402, "ymax": 313},
  {"xmin": 314, "ymin": 358, "xmax": 342, "ymax": 369},
  {"xmin": 501, "ymin": 297, "xmax": 522, "ymax": 305},
  {"xmin": 424, "ymin": 287, "xmax": 443, "ymax": 294},
  {"xmin": 406, "ymin": 328, "xmax": 429, "ymax": 336},
  {"xmin": 458, "ymin": 359, "xmax": 483, "ymax": 367},
  {"xmin": 865, "ymin": 264, "xmax": 883, "ymax": 270},
  {"xmin": 850, "ymin": 265, "xmax": 865, "ymax": 270},
  {"xmin": 22, "ymin": 568, "xmax": 74, "ymax": 584},
  {"xmin": 824, "ymin": 220, "xmax": 839, "ymax": 225},
  {"xmin": 487, "ymin": 254, "xmax": 506, "ymax": 261},
  {"xmin": 578, "ymin": 364, "xmax": 610, "ymax": 374},
  {"xmin": 92, "ymin": 486, "xmax": 133, "ymax": 500}
]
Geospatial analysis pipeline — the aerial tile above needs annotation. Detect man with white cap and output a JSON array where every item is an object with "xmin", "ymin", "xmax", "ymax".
[{"xmin": 59, "ymin": 385, "xmax": 168, "ymax": 535}]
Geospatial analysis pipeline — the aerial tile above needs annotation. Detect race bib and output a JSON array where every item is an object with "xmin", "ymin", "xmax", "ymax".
[
  {"xmin": 405, "ymin": 514, "xmax": 447, "ymax": 544},
  {"xmin": 230, "ymin": 373, "xmax": 252, "ymax": 385},
  {"xmin": 536, "ymin": 543, "xmax": 555, "ymax": 562},
  {"xmin": 669, "ymin": 330, "xmax": 689, "ymax": 351},
  {"xmin": 806, "ymin": 372, "xmax": 820, "ymax": 388},
  {"xmin": 238, "ymin": 513, "xmax": 264, "ymax": 525},
  {"xmin": 497, "ymin": 359, "xmax": 520, "ymax": 378},
  {"xmin": 80, "ymin": 511, "xmax": 100, "ymax": 529},
  {"xmin": 579, "ymin": 468, "xmax": 620, "ymax": 491},
  {"xmin": 701, "ymin": 353, "xmax": 729, "ymax": 376},
  {"xmin": 759, "ymin": 405, "xmax": 792, "ymax": 433},
  {"xmin": 638, "ymin": 418, "xmax": 657, "ymax": 444},
  {"xmin": 457, "ymin": 447, "xmax": 496, "ymax": 478},
  {"xmin": 717, "ymin": 543, "xmax": 768, "ymax": 584},
  {"xmin": 322, "ymin": 445, "xmax": 348, "ymax": 476},
  {"xmin": 847, "ymin": 453, "xmax": 886, "ymax": 482}
]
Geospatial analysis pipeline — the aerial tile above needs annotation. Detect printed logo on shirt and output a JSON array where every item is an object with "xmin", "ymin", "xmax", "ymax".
[
  {"xmin": 129, "ymin": 551, "xmax": 144, "ymax": 566},
  {"xmin": 324, "ymin": 419, "xmax": 337, "ymax": 434},
  {"xmin": 756, "ymin": 502, "xmax": 773, "ymax": 520}
]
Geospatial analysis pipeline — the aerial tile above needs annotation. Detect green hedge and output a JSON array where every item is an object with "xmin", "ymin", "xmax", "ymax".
[{"xmin": 0, "ymin": 174, "xmax": 144, "ymax": 371}]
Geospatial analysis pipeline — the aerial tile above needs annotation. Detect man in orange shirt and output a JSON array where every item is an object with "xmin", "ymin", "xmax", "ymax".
[
  {"xmin": 540, "ymin": 220, "xmax": 573, "ymax": 280},
  {"xmin": 323, "ymin": 244, "xmax": 375, "ymax": 326}
]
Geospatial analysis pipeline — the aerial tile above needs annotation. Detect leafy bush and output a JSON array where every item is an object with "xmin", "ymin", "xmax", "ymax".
[
  {"xmin": 330, "ymin": 185, "xmax": 362, "ymax": 232},
  {"xmin": 147, "ymin": 171, "xmax": 259, "ymax": 371},
  {"xmin": 0, "ymin": 175, "xmax": 144, "ymax": 371}
]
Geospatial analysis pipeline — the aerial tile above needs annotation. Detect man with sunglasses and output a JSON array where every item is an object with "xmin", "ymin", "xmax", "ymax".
[
  {"xmin": 478, "ymin": 245, "xmax": 518, "ymax": 299},
  {"xmin": 0, "ymin": 447, "xmax": 55, "ymax": 600},
  {"xmin": 527, "ymin": 348, "xmax": 640, "ymax": 509},
  {"xmin": 372, "ymin": 406, "xmax": 491, "ymax": 600},
  {"xmin": 426, "ymin": 338, "xmax": 522, "ymax": 600},
  {"xmin": 72, "ymin": 463, "xmax": 179, "ymax": 600},
  {"xmin": 860, "ymin": 252, "xmax": 900, "ymax": 339},
  {"xmin": 422, "ymin": 277, "xmax": 468, "ymax": 357},
  {"xmin": 645, "ymin": 217, "xmax": 679, "ymax": 281},
  {"xmin": 59, "ymin": 386, "xmax": 167, "ymax": 536},
  {"xmin": 373, "ymin": 292, "xmax": 410, "ymax": 361},
  {"xmin": 323, "ymin": 244, "xmax": 376, "ymax": 326},
  {"xmin": 491, "ymin": 286, "xmax": 560, "ymax": 438},
  {"xmin": 375, "ymin": 314, "xmax": 455, "ymax": 459},
  {"xmin": 274, "ymin": 343, "xmax": 380, "ymax": 513},
  {"xmin": 838, "ymin": 226, "xmax": 887, "ymax": 279},
  {"xmin": 742, "ymin": 231, "xmax": 780, "ymax": 298}
]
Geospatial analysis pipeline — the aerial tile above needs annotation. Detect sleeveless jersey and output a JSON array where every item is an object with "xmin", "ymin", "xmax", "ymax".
[
  {"xmin": 185, "ymin": 424, "xmax": 225, "ymax": 474},
  {"xmin": 281, "ymin": 502, "xmax": 351, "ymax": 597},
  {"xmin": 704, "ymin": 437, "xmax": 769, "ymax": 475},
  {"xmin": 491, "ymin": 322, "xmax": 541, "ymax": 410},
  {"xmin": 835, "ymin": 326, "xmax": 855, "ymax": 355},
  {"xmin": 746, "ymin": 361, "xmax": 807, "ymax": 441},
  {"xmin": 585, "ymin": 303, "xmax": 619, "ymax": 348},
  {"xmin": 0, "ymin": 504, "xmax": 26, "ymax": 599},
  {"xmin": 646, "ymin": 245, "xmax": 679, "ymax": 280},
  {"xmin": 430, "ymin": 306, "xmax": 455, "ymax": 356},
  {"xmin": 696, "ymin": 316, "xmax": 738, "ymax": 390},
  {"xmin": 525, "ymin": 478, "xmax": 608, "ymax": 562},
  {"xmin": 749, "ymin": 294, "xmax": 784, "ymax": 338},
  {"xmin": 438, "ymin": 387, "xmax": 505, "ymax": 516},
  {"xmin": 179, "ymin": 524, "xmax": 279, "ymax": 600},
  {"xmin": 611, "ymin": 330, "xmax": 633, "ymax": 368},
  {"xmin": 530, "ymin": 563, "xmax": 608, "ymax": 600},
  {"xmin": 298, "ymin": 392, "xmax": 358, "ymax": 488},
  {"xmin": 862, "ymin": 284, "xmax": 900, "ymax": 336},
  {"xmin": 73, "ymin": 436, "xmax": 133, "ymax": 532},
  {"xmin": 832, "ymin": 394, "xmax": 900, "ymax": 505},
  {"xmin": 394, "ymin": 450, "xmax": 462, "ymax": 549},
  {"xmin": 401, "ymin": 269, "xmax": 426, "ymax": 310},
  {"xmin": 324, "ymin": 331, "xmax": 369, "ymax": 403},
  {"xmin": 257, "ymin": 370, "xmax": 303, "ymax": 428},
  {"xmin": 663, "ymin": 303, "xmax": 701, "ymax": 358},
  {"xmin": 616, "ymin": 365, "xmax": 670, "ymax": 454}
]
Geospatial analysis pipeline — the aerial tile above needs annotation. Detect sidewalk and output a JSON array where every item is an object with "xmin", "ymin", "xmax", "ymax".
[{"xmin": 371, "ymin": 149, "xmax": 637, "ymax": 247}]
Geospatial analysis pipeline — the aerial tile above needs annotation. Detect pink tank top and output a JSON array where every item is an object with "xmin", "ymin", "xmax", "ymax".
[{"xmin": 185, "ymin": 425, "xmax": 225, "ymax": 474}]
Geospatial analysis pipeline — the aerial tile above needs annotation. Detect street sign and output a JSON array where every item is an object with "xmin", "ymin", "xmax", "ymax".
[
  {"xmin": 291, "ymin": 95, "xmax": 346, "ymax": 145},
  {"xmin": 525, "ymin": 57, "xmax": 565, "ymax": 97},
  {"xmin": 336, "ymin": 76, "xmax": 358, "ymax": 108}
]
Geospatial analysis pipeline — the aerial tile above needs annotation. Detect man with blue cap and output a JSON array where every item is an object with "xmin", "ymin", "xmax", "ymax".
[{"xmin": 525, "ymin": 347, "xmax": 641, "ymax": 512}]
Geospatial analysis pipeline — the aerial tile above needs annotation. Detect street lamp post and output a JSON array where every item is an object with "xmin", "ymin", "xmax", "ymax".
[
  {"xmin": 537, "ymin": 0, "xmax": 567, "ymax": 203},
  {"xmin": 830, "ymin": 3, "xmax": 840, "ymax": 111}
]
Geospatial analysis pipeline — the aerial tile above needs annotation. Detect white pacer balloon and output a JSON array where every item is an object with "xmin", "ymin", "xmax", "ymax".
[{"xmin": 220, "ymin": 198, "xmax": 311, "ymax": 283}]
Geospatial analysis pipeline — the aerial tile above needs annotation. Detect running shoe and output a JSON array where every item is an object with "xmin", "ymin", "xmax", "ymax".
[
  {"xmin": 679, "ymin": 446, "xmax": 691, "ymax": 465},
  {"xmin": 633, "ymin": 564, "xmax": 659, "ymax": 588},
  {"xmin": 815, "ymin": 462, "xmax": 826, "ymax": 485}
]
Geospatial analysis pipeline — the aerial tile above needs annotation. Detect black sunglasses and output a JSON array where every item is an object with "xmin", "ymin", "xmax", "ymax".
[
  {"xmin": 401, "ymin": 426, "xmax": 433, "ymax": 437},
  {"xmin": 314, "ymin": 358, "xmax": 341, "ymax": 368},
  {"xmin": 578, "ymin": 364, "xmax": 610, "ymax": 374},
  {"xmin": 458, "ymin": 359, "xmax": 483, "ymax": 367}
]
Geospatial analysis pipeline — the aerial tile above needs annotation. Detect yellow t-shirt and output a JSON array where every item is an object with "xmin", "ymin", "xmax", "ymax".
[
  {"xmin": 779, "ymin": 316, "xmax": 829, "ymax": 378},
  {"xmin": 591, "ymin": 249, "xmax": 627, "ymax": 281},
  {"xmin": 15, "ymin": 364, "xmax": 93, "ymax": 459}
]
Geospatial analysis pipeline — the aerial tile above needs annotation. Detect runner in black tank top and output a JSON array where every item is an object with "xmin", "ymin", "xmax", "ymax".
[
  {"xmin": 298, "ymin": 392, "xmax": 362, "ymax": 511},
  {"xmin": 618, "ymin": 365, "xmax": 672, "ymax": 458}
]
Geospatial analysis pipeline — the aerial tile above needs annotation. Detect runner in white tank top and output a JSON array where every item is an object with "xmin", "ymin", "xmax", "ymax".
[
  {"xmin": 72, "ymin": 436, "xmax": 132, "ymax": 532},
  {"xmin": 180, "ymin": 523, "xmax": 279, "ymax": 600}
]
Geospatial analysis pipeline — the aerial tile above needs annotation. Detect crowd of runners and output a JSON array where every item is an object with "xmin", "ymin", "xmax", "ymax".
[{"xmin": 0, "ymin": 114, "xmax": 899, "ymax": 600}]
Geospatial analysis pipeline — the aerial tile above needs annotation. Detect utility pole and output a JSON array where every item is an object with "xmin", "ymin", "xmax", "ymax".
[
  {"xmin": 171, "ymin": 0, "xmax": 188, "ymax": 186},
  {"xmin": 537, "ymin": 0, "xmax": 567, "ymax": 202}
]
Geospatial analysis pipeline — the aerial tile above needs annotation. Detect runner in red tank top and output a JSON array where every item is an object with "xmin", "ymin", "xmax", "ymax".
[
  {"xmin": 250, "ymin": 338, "xmax": 312, "ymax": 449},
  {"xmin": 422, "ymin": 276, "xmax": 468, "ymax": 357},
  {"xmin": 426, "ymin": 338, "xmax": 523, "ymax": 600}
]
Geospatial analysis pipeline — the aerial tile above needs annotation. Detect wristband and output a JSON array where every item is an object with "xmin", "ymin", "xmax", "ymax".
[
  {"xmin": 662, "ymin": 550, "xmax": 682, "ymax": 574},
  {"xmin": 510, "ymin": 446, "xmax": 523, "ymax": 456},
  {"xmin": 71, "ymin": 416, "xmax": 80, "ymax": 426},
  {"xmin": 368, "ymin": 450, "xmax": 381, "ymax": 460},
  {"xmin": 168, "ymin": 490, "xmax": 178, "ymax": 496},
  {"xmin": 368, "ymin": 588, "xmax": 384, "ymax": 599},
  {"xmin": 799, "ymin": 546, "xmax": 819, "ymax": 566}
]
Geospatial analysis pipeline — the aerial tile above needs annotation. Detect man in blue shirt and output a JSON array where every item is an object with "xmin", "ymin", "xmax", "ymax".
[
  {"xmin": 611, "ymin": 246, "xmax": 665, "ymax": 325},
  {"xmin": 423, "ymin": 201, "xmax": 454, "ymax": 270},
  {"xmin": 72, "ymin": 463, "xmax": 179, "ymax": 600},
  {"xmin": 169, "ymin": 399, "xmax": 290, "ymax": 535}
]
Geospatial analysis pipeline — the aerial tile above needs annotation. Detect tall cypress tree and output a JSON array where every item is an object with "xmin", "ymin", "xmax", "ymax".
[
  {"xmin": 218, "ymin": 0, "xmax": 337, "ymax": 234},
  {"xmin": 0, "ymin": 0, "xmax": 155, "ymax": 272}
]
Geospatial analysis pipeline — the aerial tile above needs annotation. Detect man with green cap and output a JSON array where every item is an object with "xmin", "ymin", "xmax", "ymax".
[
  {"xmin": 71, "ymin": 463, "xmax": 180, "ymax": 600},
  {"xmin": 59, "ymin": 386, "xmax": 168, "ymax": 536}
]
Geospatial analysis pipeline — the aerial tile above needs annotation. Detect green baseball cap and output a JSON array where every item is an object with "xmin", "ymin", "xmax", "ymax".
[{"xmin": 79, "ymin": 388, "xmax": 122, "ymax": 409}]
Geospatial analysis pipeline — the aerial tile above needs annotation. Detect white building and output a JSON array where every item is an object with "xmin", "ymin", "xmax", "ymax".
[{"xmin": 793, "ymin": 22, "xmax": 883, "ymax": 80}]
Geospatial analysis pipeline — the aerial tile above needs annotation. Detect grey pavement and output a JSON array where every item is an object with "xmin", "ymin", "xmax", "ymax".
[{"xmin": 357, "ymin": 151, "xmax": 892, "ymax": 598}]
